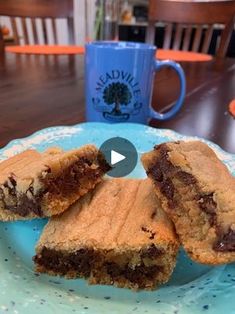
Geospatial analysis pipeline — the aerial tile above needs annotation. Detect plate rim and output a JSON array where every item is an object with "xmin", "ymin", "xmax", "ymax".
[{"xmin": 1, "ymin": 122, "xmax": 234, "ymax": 159}]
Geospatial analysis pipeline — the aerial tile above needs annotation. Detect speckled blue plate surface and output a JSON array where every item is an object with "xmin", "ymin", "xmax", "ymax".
[{"xmin": 0, "ymin": 123, "xmax": 234, "ymax": 314}]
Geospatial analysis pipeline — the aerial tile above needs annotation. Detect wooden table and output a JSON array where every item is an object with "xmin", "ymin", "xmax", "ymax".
[{"xmin": 0, "ymin": 53, "xmax": 234, "ymax": 153}]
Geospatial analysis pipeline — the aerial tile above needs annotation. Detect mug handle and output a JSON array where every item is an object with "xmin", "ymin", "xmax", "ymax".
[{"xmin": 149, "ymin": 60, "xmax": 186, "ymax": 121}]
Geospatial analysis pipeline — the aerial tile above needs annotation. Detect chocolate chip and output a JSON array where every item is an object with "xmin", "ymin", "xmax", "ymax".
[
  {"xmin": 149, "ymin": 146, "xmax": 175, "ymax": 180},
  {"xmin": 1, "ymin": 175, "xmax": 43, "ymax": 216},
  {"xmin": 105, "ymin": 262, "xmax": 122, "ymax": 278},
  {"xmin": 34, "ymin": 247, "xmax": 96, "ymax": 277},
  {"xmin": 3, "ymin": 179, "xmax": 16, "ymax": 197},
  {"xmin": 3, "ymin": 182, "xmax": 8, "ymax": 188},
  {"xmin": 147, "ymin": 145, "xmax": 176, "ymax": 207},
  {"xmin": 213, "ymin": 228, "xmax": 235, "ymax": 252},
  {"xmin": 151, "ymin": 209, "xmax": 157, "ymax": 220},
  {"xmin": 105, "ymin": 261, "xmax": 162, "ymax": 287},
  {"xmin": 39, "ymin": 245, "xmax": 162, "ymax": 288},
  {"xmin": 148, "ymin": 166, "xmax": 163, "ymax": 182},
  {"xmin": 98, "ymin": 152, "xmax": 112, "ymax": 173},
  {"xmin": 141, "ymin": 227, "xmax": 156, "ymax": 239},
  {"xmin": 9, "ymin": 175, "xmax": 17, "ymax": 187},
  {"xmin": 149, "ymin": 232, "xmax": 156, "ymax": 240},
  {"xmin": 141, "ymin": 226, "xmax": 148, "ymax": 232},
  {"xmin": 6, "ymin": 194, "xmax": 43, "ymax": 217},
  {"xmin": 21, "ymin": 194, "xmax": 43, "ymax": 216},
  {"xmin": 159, "ymin": 178, "xmax": 174, "ymax": 200},
  {"xmin": 177, "ymin": 171, "xmax": 197, "ymax": 185},
  {"xmin": 26, "ymin": 186, "xmax": 34, "ymax": 196},
  {"xmin": 197, "ymin": 193, "xmax": 216, "ymax": 214},
  {"xmin": 141, "ymin": 244, "xmax": 163, "ymax": 259},
  {"xmin": 124, "ymin": 264, "xmax": 161, "ymax": 284},
  {"xmin": 154, "ymin": 143, "xmax": 169, "ymax": 155},
  {"xmin": 196, "ymin": 193, "xmax": 217, "ymax": 226},
  {"xmin": 78, "ymin": 157, "xmax": 93, "ymax": 166},
  {"xmin": 45, "ymin": 167, "xmax": 52, "ymax": 174},
  {"xmin": 0, "ymin": 187, "xmax": 4, "ymax": 199},
  {"xmin": 43, "ymin": 157, "xmax": 108, "ymax": 197}
]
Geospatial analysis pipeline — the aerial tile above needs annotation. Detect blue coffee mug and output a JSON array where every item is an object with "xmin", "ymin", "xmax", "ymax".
[{"xmin": 85, "ymin": 41, "xmax": 186, "ymax": 123}]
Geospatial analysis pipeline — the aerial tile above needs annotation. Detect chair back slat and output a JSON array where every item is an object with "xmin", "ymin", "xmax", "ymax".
[
  {"xmin": 182, "ymin": 26, "xmax": 193, "ymax": 51},
  {"xmin": 52, "ymin": 19, "xmax": 58, "ymax": 45},
  {"xmin": 67, "ymin": 17, "xmax": 75, "ymax": 45},
  {"xmin": 173, "ymin": 24, "xmax": 183, "ymax": 50},
  {"xmin": 41, "ymin": 19, "xmax": 48, "ymax": 44},
  {"xmin": 217, "ymin": 16, "xmax": 235, "ymax": 58},
  {"xmin": 31, "ymin": 18, "xmax": 39, "ymax": 44},
  {"xmin": 201, "ymin": 25, "xmax": 214, "ymax": 54},
  {"xmin": 10, "ymin": 17, "xmax": 20, "ymax": 45},
  {"xmin": 192, "ymin": 25, "xmax": 203, "ymax": 52},
  {"xmin": 147, "ymin": 0, "xmax": 235, "ymax": 57},
  {"xmin": 0, "ymin": 25, "xmax": 4, "ymax": 53},
  {"xmin": 21, "ymin": 17, "xmax": 29, "ymax": 44},
  {"xmin": 0, "ymin": 0, "xmax": 74, "ymax": 46},
  {"xmin": 163, "ymin": 23, "xmax": 173, "ymax": 49}
]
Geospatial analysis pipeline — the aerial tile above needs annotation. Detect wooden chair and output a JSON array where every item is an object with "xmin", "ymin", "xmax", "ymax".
[
  {"xmin": 146, "ymin": 0, "xmax": 235, "ymax": 58},
  {"xmin": 0, "ymin": 25, "xmax": 4, "ymax": 54},
  {"xmin": 0, "ymin": 0, "xmax": 75, "ymax": 46}
]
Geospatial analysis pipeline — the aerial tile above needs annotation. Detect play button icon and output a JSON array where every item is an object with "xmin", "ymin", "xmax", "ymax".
[
  {"xmin": 111, "ymin": 150, "xmax": 126, "ymax": 165},
  {"xmin": 99, "ymin": 137, "xmax": 138, "ymax": 177}
]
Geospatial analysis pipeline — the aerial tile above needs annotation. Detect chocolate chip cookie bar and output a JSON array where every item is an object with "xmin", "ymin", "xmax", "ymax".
[
  {"xmin": 142, "ymin": 141, "xmax": 235, "ymax": 265},
  {"xmin": 34, "ymin": 178, "xmax": 179, "ymax": 290},
  {"xmin": 0, "ymin": 145, "xmax": 109, "ymax": 221}
]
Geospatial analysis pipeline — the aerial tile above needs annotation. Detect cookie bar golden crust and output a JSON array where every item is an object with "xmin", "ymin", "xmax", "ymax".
[
  {"xmin": 141, "ymin": 141, "xmax": 235, "ymax": 265},
  {"xmin": 0, "ymin": 145, "xmax": 109, "ymax": 221},
  {"xmin": 34, "ymin": 178, "xmax": 179, "ymax": 290}
]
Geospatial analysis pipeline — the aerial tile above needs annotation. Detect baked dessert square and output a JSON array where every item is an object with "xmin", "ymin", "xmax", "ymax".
[
  {"xmin": 34, "ymin": 178, "xmax": 179, "ymax": 290},
  {"xmin": 0, "ymin": 145, "xmax": 109, "ymax": 221},
  {"xmin": 141, "ymin": 141, "xmax": 235, "ymax": 265}
]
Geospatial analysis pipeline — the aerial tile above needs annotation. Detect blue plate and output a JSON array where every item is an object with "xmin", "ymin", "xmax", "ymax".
[{"xmin": 0, "ymin": 123, "xmax": 234, "ymax": 314}]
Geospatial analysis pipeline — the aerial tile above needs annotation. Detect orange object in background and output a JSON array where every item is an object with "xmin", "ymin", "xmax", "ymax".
[
  {"xmin": 1, "ymin": 25, "xmax": 10, "ymax": 36},
  {"xmin": 156, "ymin": 49, "xmax": 212, "ymax": 62},
  {"xmin": 5, "ymin": 45, "xmax": 213, "ymax": 62},
  {"xmin": 5, "ymin": 45, "xmax": 85, "ymax": 55},
  {"xmin": 229, "ymin": 100, "xmax": 235, "ymax": 118}
]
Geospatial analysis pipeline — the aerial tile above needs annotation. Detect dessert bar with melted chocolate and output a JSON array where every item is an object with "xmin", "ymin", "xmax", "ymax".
[
  {"xmin": 142, "ymin": 141, "xmax": 235, "ymax": 265},
  {"xmin": 0, "ymin": 145, "xmax": 109, "ymax": 221},
  {"xmin": 34, "ymin": 178, "xmax": 179, "ymax": 290}
]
